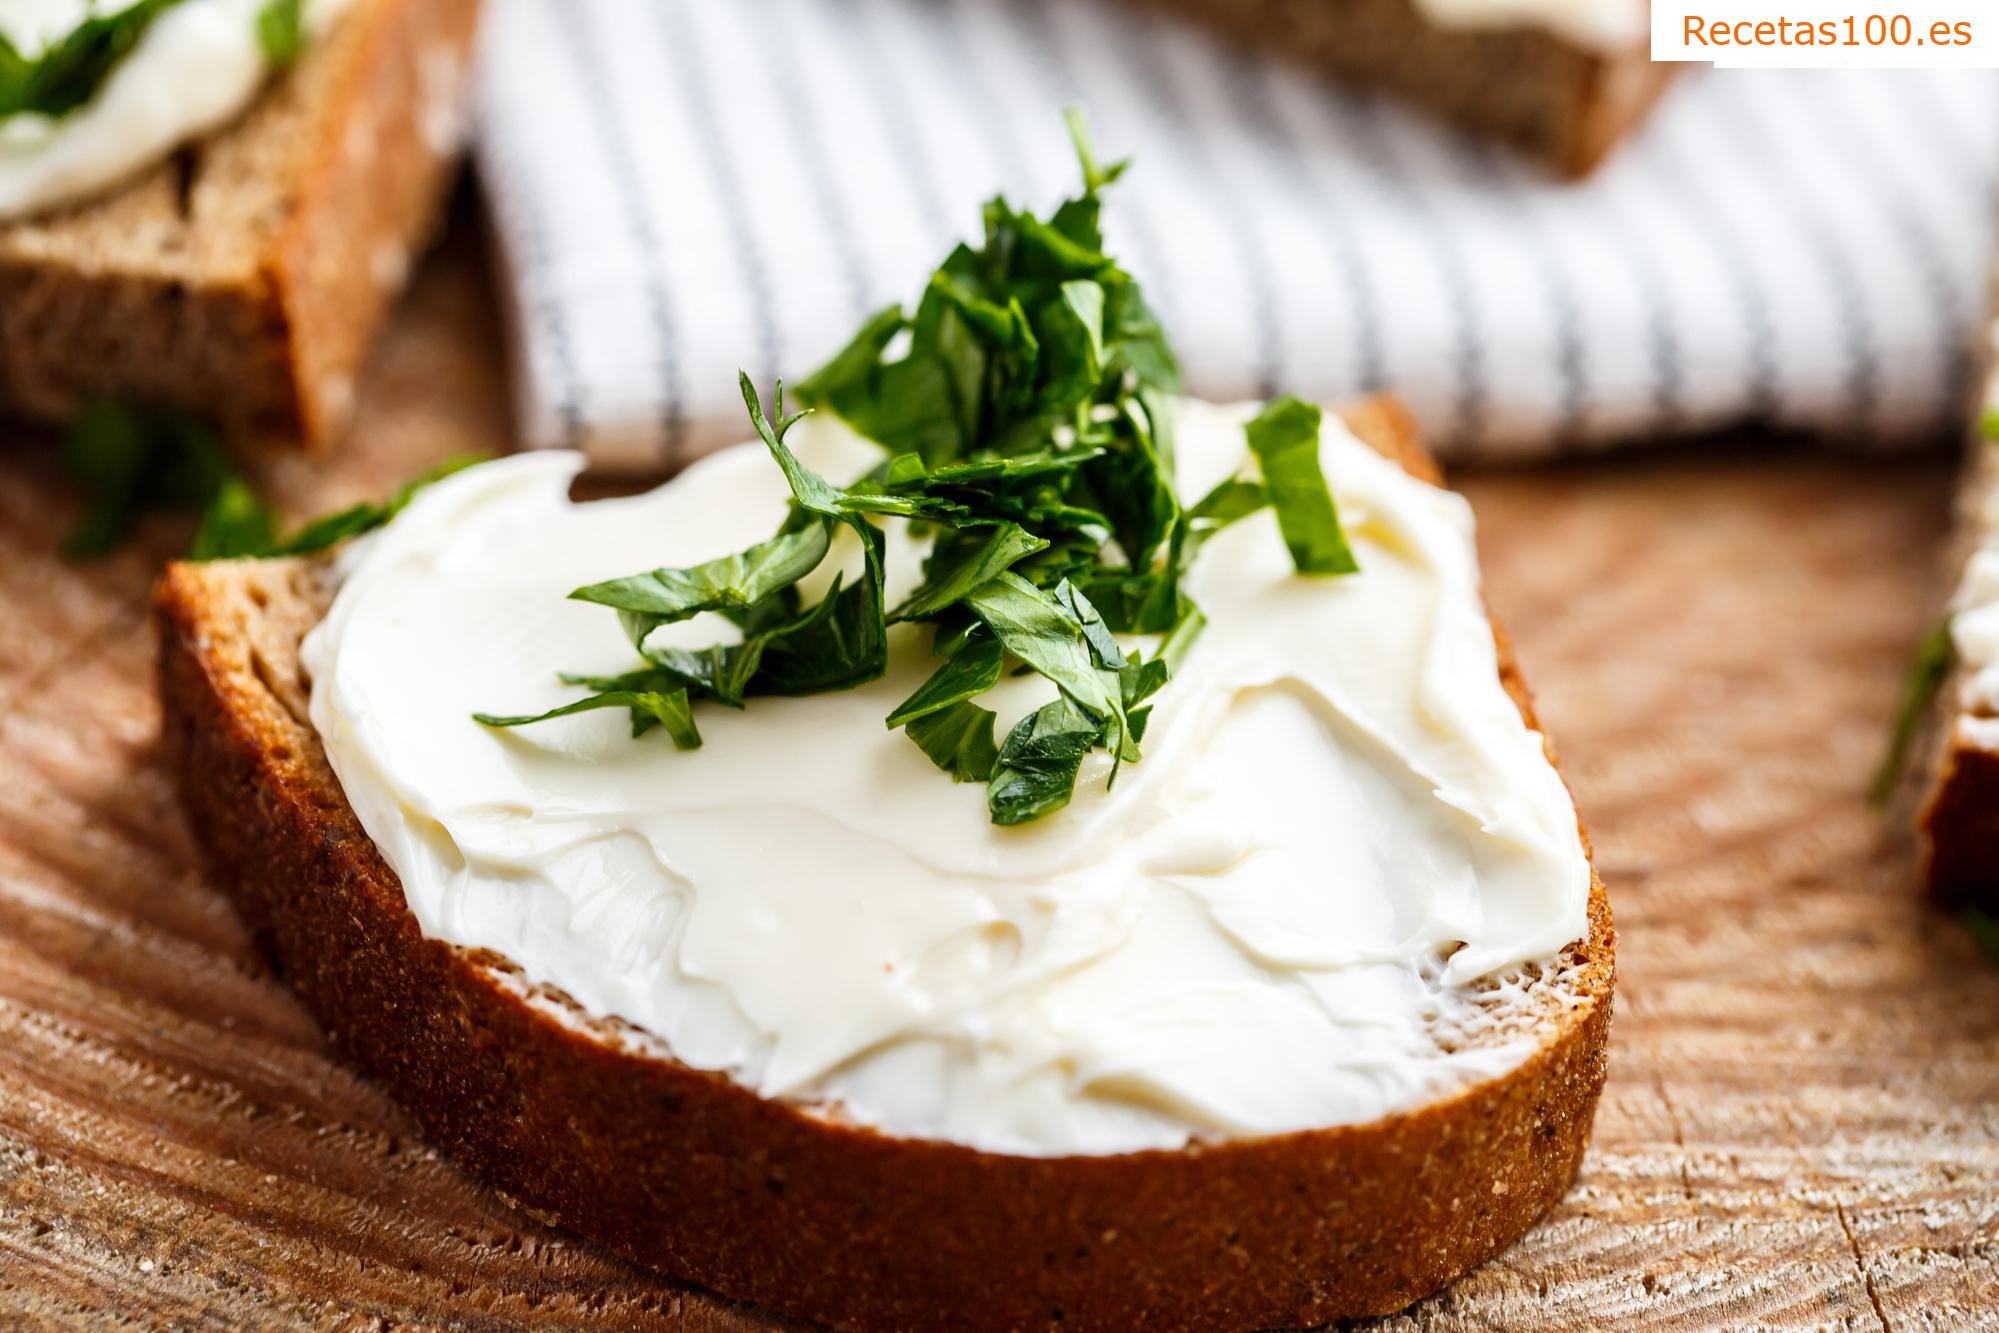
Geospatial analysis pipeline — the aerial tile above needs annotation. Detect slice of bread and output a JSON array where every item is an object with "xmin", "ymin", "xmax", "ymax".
[
  {"xmin": 154, "ymin": 397, "xmax": 1615, "ymax": 1331},
  {"xmin": 1135, "ymin": 0, "xmax": 1672, "ymax": 176},
  {"xmin": 0, "ymin": 0, "xmax": 482, "ymax": 450},
  {"xmin": 1916, "ymin": 389, "xmax": 1999, "ymax": 910}
]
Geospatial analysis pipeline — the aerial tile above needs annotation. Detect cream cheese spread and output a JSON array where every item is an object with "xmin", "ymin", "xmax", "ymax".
[
  {"xmin": 0, "ymin": 0, "xmax": 349, "ymax": 219},
  {"xmin": 1414, "ymin": 0, "xmax": 1648, "ymax": 51},
  {"xmin": 301, "ymin": 400, "xmax": 1593, "ymax": 1157}
]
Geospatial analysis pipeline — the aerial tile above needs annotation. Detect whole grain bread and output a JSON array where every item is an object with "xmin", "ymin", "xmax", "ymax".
[
  {"xmin": 154, "ymin": 397, "xmax": 1616, "ymax": 1332},
  {"xmin": 1135, "ymin": 0, "xmax": 1672, "ymax": 176},
  {"xmin": 0, "ymin": 0, "xmax": 482, "ymax": 450}
]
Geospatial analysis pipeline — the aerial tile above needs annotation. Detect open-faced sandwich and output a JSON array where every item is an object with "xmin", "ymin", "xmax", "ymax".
[
  {"xmin": 156, "ymin": 123, "xmax": 1614, "ymax": 1330},
  {"xmin": 1894, "ymin": 319, "xmax": 1999, "ymax": 912},
  {"xmin": 1139, "ymin": 0, "xmax": 1671, "ymax": 175},
  {"xmin": 0, "ymin": 0, "xmax": 481, "ymax": 447}
]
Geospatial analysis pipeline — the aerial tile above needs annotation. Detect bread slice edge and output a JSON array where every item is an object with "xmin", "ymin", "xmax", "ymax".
[
  {"xmin": 1132, "ymin": 0, "xmax": 1673, "ymax": 176},
  {"xmin": 1918, "ymin": 409, "xmax": 1999, "ymax": 910},
  {"xmin": 0, "ymin": 0, "xmax": 482, "ymax": 449},
  {"xmin": 155, "ymin": 397, "xmax": 1615, "ymax": 1332}
]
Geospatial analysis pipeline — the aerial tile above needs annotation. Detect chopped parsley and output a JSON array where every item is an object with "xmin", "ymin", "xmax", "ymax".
[
  {"xmin": 1966, "ymin": 909, "xmax": 1999, "ymax": 969},
  {"xmin": 58, "ymin": 396, "xmax": 482, "ymax": 561},
  {"xmin": 0, "ymin": 0, "xmax": 184, "ymax": 119},
  {"xmin": 478, "ymin": 112, "xmax": 1357, "ymax": 825},
  {"xmin": 254, "ymin": 0, "xmax": 306, "ymax": 66},
  {"xmin": 60, "ymin": 398, "xmax": 232, "ymax": 556},
  {"xmin": 1870, "ymin": 616, "xmax": 1956, "ymax": 807},
  {"xmin": 1, "ymin": 0, "xmax": 306, "ymax": 122}
]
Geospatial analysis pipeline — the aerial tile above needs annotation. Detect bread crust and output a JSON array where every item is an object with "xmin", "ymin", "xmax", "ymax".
[
  {"xmin": 0, "ymin": 0, "xmax": 482, "ymax": 449},
  {"xmin": 1132, "ymin": 0, "xmax": 1671, "ymax": 176},
  {"xmin": 154, "ymin": 401, "xmax": 1615, "ymax": 1332},
  {"xmin": 1923, "ymin": 740, "xmax": 1999, "ymax": 908}
]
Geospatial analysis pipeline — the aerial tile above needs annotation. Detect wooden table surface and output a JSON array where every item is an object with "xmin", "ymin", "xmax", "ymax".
[{"xmin": 2, "ymin": 222, "xmax": 1996, "ymax": 1331}]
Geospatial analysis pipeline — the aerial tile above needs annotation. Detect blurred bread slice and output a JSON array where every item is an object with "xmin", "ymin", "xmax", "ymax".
[
  {"xmin": 1137, "ymin": 0, "xmax": 1671, "ymax": 176},
  {"xmin": 0, "ymin": 0, "xmax": 483, "ymax": 450}
]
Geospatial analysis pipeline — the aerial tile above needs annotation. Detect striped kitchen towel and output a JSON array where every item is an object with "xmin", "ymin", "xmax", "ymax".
[{"xmin": 474, "ymin": 0, "xmax": 1999, "ymax": 471}]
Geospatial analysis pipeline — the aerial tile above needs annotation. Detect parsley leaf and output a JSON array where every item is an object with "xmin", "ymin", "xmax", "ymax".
[
  {"xmin": 964, "ymin": 573, "xmax": 1134, "ymax": 766},
  {"xmin": 887, "ymin": 636, "xmax": 1003, "ymax": 728},
  {"xmin": 475, "ymin": 688, "xmax": 701, "ymax": 749},
  {"xmin": 255, "ymin": 0, "xmax": 306, "ymax": 66},
  {"xmin": 906, "ymin": 701, "xmax": 1001, "ymax": 782},
  {"xmin": 481, "ymin": 110, "xmax": 1356, "ymax": 825},
  {"xmin": 1965, "ymin": 909, "xmax": 1999, "ymax": 969},
  {"xmin": 1870, "ymin": 616, "xmax": 1956, "ymax": 806},
  {"xmin": 251, "ymin": 455, "xmax": 487, "ymax": 558},
  {"xmin": 60, "ymin": 398, "xmax": 232, "ymax": 555},
  {"xmin": 56, "ymin": 397, "xmax": 479, "ymax": 561},
  {"xmin": 573, "ymin": 524, "xmax": 833, "ymax": 642},
  {"xmin": 0, "ymin": 0, "xmax": 183, "ymax": 120},
  {"xmin": 1246, "ymin": 396, "xmax": 1358, "ymax": 575},
  {"xmin": 988, "ymin": 697, "xmax": 1102, "ymax": 825},
  {"xmin": 188, "ymin": 475, "xmax": 275, "ymax": 560}
]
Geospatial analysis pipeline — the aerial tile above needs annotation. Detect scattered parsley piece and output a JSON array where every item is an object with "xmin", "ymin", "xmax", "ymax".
[
  {"xmin": 1870, "ymin": 617, "xmax": 1956, "ymax": 807},
  {"xmin": 57, "ymin": 396, "xmax": 480, "ymax": 562},
  {"xmin": 907, "ymin": 701, "xmax": 1001, "ymax": 783},
  {"xmin": 988, "ymin": 697, "xmax": 1102, "ymax": 825},
  {"xmin": 1965, "ymin": 909, "xmax": 1999, "ymax": 969},
  {"xmin": 0, "ymin": 0, "xmax": 183, "ymax": 120},
  {"xmin": 1246, "ymin": 396, "xmax": 1359, "ymax": 576},
  {"xmin": 255, "ymin": 0, "xmax": 306, "ymax": 66},
  {"xmin": 888, "ymin": 636, "xmax": 1003, "ymax": 729},
  {"xmin": 246, "ymin": 455, "xmax": 488, "ymax": 559},
  {"xmin": 188, "ymin": 475, "xmax": 275, "ymax": 560},
  {"xmin": 480, "ymin": 112, "xmax": 1355, "ymax": 825},
  {"xmin": 475, "ymin": 688, "xmax": 701, "ymax": 749},
  {"xmin": 60, "ymin": 399, "xmax": 231, "ymax": 556}
]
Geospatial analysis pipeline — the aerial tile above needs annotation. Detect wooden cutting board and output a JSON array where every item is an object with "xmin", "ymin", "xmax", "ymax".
[{"xmin": 1, "ymin": 218, "xmax": 1995, "ymax": 1331}]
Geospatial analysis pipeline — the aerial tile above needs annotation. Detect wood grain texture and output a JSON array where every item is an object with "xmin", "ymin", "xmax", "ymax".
[{"xmin": 1, "ymin": 220, "xmax": 1997, "ymax": 1329}]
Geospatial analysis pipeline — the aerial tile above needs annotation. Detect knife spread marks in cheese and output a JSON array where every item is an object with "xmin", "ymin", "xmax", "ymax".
[{"xmin": 302, "ymin": 399, "xmax": 1593, "ymax": 1157}]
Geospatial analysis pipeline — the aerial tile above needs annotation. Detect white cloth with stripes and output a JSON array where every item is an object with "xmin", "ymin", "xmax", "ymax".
[{"xmin": 474, "ymin": 0, "xmax": 1999, "ymax": 470}]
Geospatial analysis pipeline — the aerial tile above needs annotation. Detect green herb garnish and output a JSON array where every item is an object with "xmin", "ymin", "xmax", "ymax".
[
  {"xmin": 1246, "ymin": 396, "xmax": 1359, "ymax": 575},
  {"xmin": 255, "ymin": 0, "xmax": 306, "ymax": 66},
  {"xmin": 0, "ymin": 0, "xmax": 305, "ymax": 122},
  {"xmin": 477, "ymin": 112, "xmax": 1354, "ymax": 825},
  {"xmin": 1870, "ymin": 616, "xmax": 1957, "ymax": 806},
  {"xmin": 1965, "ymin": 909, "xmax": 1999, "ymax": 968},
  {"xmin": 60, "ymin": 398, "xmax": 232, "ymax": 556},
  {"xmin": 229, "ymin": 455, "xmax": 487, "ymax": 559},
  {"xmin": 0, "ymin": 0, "xmax": 183, "ymax": 120},
  {"xmin": 58, "ymin": 395, "xmax": 481, "ymax": 561}
]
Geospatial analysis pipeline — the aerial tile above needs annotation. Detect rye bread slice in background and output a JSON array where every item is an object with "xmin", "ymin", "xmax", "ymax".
[
  {"xmin": 154, "ymin": 397, "xmax": 1615, "ymax": 1332},
  {"xmin": 0, "ymin": 0, "xmax": 482, "ymax": 451},
  {"xmin": 1134, "ymin": 0, "xmax": 1672, "ymax": 176}
]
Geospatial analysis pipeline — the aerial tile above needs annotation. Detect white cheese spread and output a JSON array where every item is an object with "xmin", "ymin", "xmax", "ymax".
[
  {"xmin": 1414, "ymin": 0, "xmax": 1648, "ymax": 51},
  {"xmin": 0, "ymin": 0, "xmax": 349, "ymax": 219},
  {"xmin": 302, "ymin": 400, "xmax": 1593, "ymax": 1157}
]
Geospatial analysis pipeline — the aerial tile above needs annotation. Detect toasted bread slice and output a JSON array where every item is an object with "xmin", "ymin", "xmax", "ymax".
[
  {"xmin": 0, "ymin": 0, "xmax": 482, "ymax": 450},
  {"xmin": 154, "ymin": 397, "xmax": 1615, "ymax": 1332},
  {"xmin": 1136, "ymin": 0, "xmax": 1672, "ymax": 176}
]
